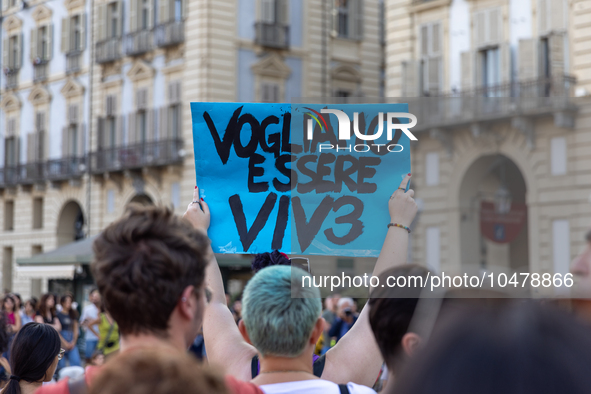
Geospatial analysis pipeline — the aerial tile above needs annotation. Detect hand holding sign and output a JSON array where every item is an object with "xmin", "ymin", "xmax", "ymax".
[
  {"xmin": 183, "ymin": 187, "xmax": 210, "ymax": 234},
  {"xmin": 389, "ymin": 174, "xmax": 418, "ymax": 227}
]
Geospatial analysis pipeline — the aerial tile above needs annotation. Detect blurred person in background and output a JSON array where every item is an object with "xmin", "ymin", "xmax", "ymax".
[
  {"xmin": 239, "ymin": 265, "xmax": 375, "ymax": 394},
  {"xmin": 79, "ymin": 289, "xmax": 100, "ymax": 364},
  {"xmin": 35, "ymin": 294, "xmax": 61, "ymax": 332},
  {"xmin": 0, "ymin": 314, "xmax": 12, "ymax": 390},
  {"xmin": 21, "ymin": 299, "xmax": 37, "ymax": 326},
  {"xmin": 570, "ymin": 229, "xmax": 591, "ymax": 320},
  {"xmin": 11, "ymin": 296, "xmax": 23, "ymax": 329},
  {"xmin": 38, "ymin": 203, "xmax": 263, "ymax": 394},
  {"xmin": 88, "ymin": 352, "xmax": 104, "ymax": 367},
  {"xmin": 199, "ymin": 175, "xmax": 417, "ymax": 386},
  {"xmin": 56, "ymin": 294, "xmax": 81, "ymax": 369},
  {"xmin": 327, "ymin": 298, "xmax": 358, "ymax": 344},
  {"xmin": 88, "ymin": 349, "xmax": 230, "ymax": 394},
  {"xmin": 3, "ymin": 295, "xmax": 22, "ymax": 336},
  {"xmin": 390, "ymin": 301, "xmax": 591, "ymax": 394},
  {"xmin": 3, "ymin": 323, "xmax": 62, "ymax": 394},
  {"xmin": 232, "ymin": 299, "xmax": 243, "ymax": 324},
  {"xmin": 367, "ymin": 265, "xmax": 432, "ymax": 392},
  {"xmin": 92, "ymin": 306, "xmax": 119, "ymax": 359}
]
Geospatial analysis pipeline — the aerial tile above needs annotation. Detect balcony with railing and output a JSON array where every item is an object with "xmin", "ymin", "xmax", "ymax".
[
  {"xmin": 124, "ymin": 30, "xmax": 154, "ymax": 56},
  {"xmin": 0, "ymin": 167, "xmax": 19, "ymax": 188},
  {"xmin": 4, "ymin": 70, "xmax": 19, "ymax": 89},
  {"xmin": 96, "ymin": 38, "xmax": 122, "ymax": 63},
  {"xmin": 33, "ymin": 61, "xmax": 49, "ymax": 83},
  {"xmin": 19, "ymin": 162, "xmax": 46, "ymax": 184},
  {"xmin": 155, "ymin": 21, "xmax": 184, "ymax": 47},
  {"xmin": 46, "ymin": 157, "xmax": 87, "ymax": 181},
  {"xmin": 66, "ymin": 51, "xmax": 83, "ymax": 74},
  {"xmin": 255, "ymin": 22, "xmax": 289, "ymax": 49},
  {"xmin": 0, "ymin": 157, "xmax": 87, "ymax": 188},
  {"xmin": 411, "ymin": 75, "xmax": 578, "ymax": 132},
  {"xmin": 89, "ymin": 138, "xmax": 184, "ymax": 174}
]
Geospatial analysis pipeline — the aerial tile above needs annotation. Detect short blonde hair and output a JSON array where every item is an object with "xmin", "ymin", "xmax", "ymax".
[{"xmin": 89, "ymin": 349, "xmax": 229, "ymax": 394}]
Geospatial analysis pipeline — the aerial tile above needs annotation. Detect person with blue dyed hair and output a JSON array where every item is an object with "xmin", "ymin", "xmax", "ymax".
[
  {"xmin": 238, "ymin": 265, "xmax": 374, "ymax": 394},
  {"xmin": 184, "ymin": 173, "xmax": 418, "ymax": 388}
]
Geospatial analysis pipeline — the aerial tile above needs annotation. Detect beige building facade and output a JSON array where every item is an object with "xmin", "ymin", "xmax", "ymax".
[
  {"xmin": 1, "ymin": 0, "xmax": 385, "ymax": 300},
  {"xmin": 386, "ymin": 0, "xmax": 591, "ymax": 294}
]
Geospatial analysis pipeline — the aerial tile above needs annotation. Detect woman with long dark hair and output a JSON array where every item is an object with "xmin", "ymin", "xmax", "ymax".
[
  {"xmin": 56, "ymin": 294, "xmax": 81, "ymax": 368},
  {"xmin": 34, "ymin": 294, "xmax": 61, "ymax": 332},
  {"xmin": 2, "ymin": 296, "xmax": 21, "ymax": 336},
  {"xmin": 3, "ymin": 323, "xmax": 62, "ymax": 394}
]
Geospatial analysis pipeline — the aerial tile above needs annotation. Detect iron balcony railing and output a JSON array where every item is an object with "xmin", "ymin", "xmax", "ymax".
[
  {"xmin": 90, "ymin": 139, "xmax": 184, "ymax": 174},
  {"xmin": 254, "ymin": 22, "xmax": 289, "ymax": 49},
  {"xmin": 411, "ymin": 74, "xmax": 577, "ymax": 132},
  {"xmin": 66, "ymin": 51, "xmax": 83, "ymax": 74},
  {"xmin": 46, "ymin": 157, "xmax": 87, "ymax": 181},
  {"xmin": 155, "ymin": 21, "xmax": 185, "ymax": 47},
  {"xmin": 0, "ymin": 167, "xmax": 18, "ymax": 187},
  {"xmin": 96, "ymin": 38, "xmax": 122, "ymax": 63},
  {"xmin": 124, "ymin": 30, "xmax": 154, "ymax": 56},
  {"xmin": 0, "ymin": 157, "xmax": 87, "ymax": 187},
  {"xmin": 5, "ymin": 70, "xmax": 19, "ymax": 89},
  {"xmin": 33, "ymin": 61, "xmax": 49, "ymax": 83}
]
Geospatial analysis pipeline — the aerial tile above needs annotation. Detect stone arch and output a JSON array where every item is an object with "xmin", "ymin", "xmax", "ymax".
[{"xmin": 57, "ymin": 200, "xmax": 85, "ymax": 247}]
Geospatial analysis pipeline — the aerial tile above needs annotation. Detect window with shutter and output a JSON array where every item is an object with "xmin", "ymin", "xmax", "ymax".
[
  {"xmin": 261, "ymin": 0, "xmax": 275, "ymax": 23},
  {"xmin": 419, "ymin": 22, "xmax": 442, "ymax": 96},
  {"xmin": 69, "ymin": 104, "xmax": 79, "ymax": 124},
  {"xmin": 30, "ymin": 28, "xmax": 38, "ymax": 62},
  {"xmin": 518, "ymin": 38, "xmax": 539, "ymax": 81},
  {"xmin": 539, "ymin": 0, "xmax": 566, "ymax": 36},
  {"xmin": 261, "ymin": 82, "xmax": 280, "ymax": 102},
  {"xmin": 136, "ymin": 89, "xmax": 148, "ymax": 109},
  {"xmin": 36, "ymin": 112, "xmax": 46, "ymax": 132},
  {"xmin": 402, "ymin": 60, "xmax": 419, "ymax": 97},
  {"xmin": 168, "ymin": 81, "xmax": 181, "ymax": 104}
]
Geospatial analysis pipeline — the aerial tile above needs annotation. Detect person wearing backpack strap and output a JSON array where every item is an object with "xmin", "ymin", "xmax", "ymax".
[{"xmin": 36, "ymin": 204, "xmax": 263, "ymax": 394}]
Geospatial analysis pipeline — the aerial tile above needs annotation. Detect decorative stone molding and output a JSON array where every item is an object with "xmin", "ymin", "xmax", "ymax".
[
  {"xmin": 31, "ymin": 5, "xmax": 52, "ymax": 22},
  {"xmin": 511, "ymin": 116, "xmax": 535, "ymax": 149},
  {"xmin": 28, "ymin": 86, "xmax": 52, "ymax": 105},
  {"xmin": 127, "ymin": 60, "xmax": 156, "ymax": 82},
  {"xmin": 60, "ymin": 79, "xmax": 85, "ymax": 98},
  {"xmin": 251, "ymin": 54, "xmax": 291, "ymax": 79},
  {"xmin": 430, "ymin": 128, "xmax": 453, "ymax": 158},
  {"xmin": 1, "ymin": 93, "xmax": 21, "ymax": 111},
  {"xmin": 331, "ymin": 64, "xmax": 363, "ymax": 83}
]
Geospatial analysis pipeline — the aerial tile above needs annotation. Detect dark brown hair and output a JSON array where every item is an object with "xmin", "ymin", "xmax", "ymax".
[
  {"xmin": 37, "ymin": 294, "xmax": 57, "ymax": 319},
  {"xmin": 59, "ymin": 293, "xmax": 79, "ymax": 321},
  {"xmin": 368, "ymin": 264, "xmax": 431, "ymax": 371},
  {"xmin": 89, "ymin": 348, "xmax": 229, "ymax": 394},
  {"xmin": 91, "ymin": 205, "xmax": 210, "ymax": 336}
]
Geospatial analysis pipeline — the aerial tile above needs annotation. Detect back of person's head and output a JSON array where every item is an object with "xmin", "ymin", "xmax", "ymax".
[
  {"xmin": 88, "ymin": 348, "xmax": 229, "ymax": 394},
  {"xmin": 391, "ymin": 301, "xmax": 591, "ymax": 394},
  {"xmin": 241, "ymin": 265, "xmax": 321, "ymax": 357},
  {"xmin": 5, "ymin": 323, "xmax": 60, "ymax": 394},
  {"xmin": 91, "ymin": 205, "xmax": 210, "ymax": 336},
  {"xmin": 368, "ymin": 264, "xmax": 431, "ymax": 370},
  {"xmin": 251, "ymin": 250, "xmax": 290, "ymax": 273}
]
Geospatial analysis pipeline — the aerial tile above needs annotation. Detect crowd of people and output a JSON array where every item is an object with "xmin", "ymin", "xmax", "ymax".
[{"xmin": 1, "ymin": 174, "xmax": 591, "ymax": 394}]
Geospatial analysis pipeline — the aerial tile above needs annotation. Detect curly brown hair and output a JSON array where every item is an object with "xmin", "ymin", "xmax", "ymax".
[
  {"xmin": 89, "ymin": 348, "xmax": 229, "ymax": 394},
  {"xmin": 91, "ymin": 205, "xmax": 210, "ymax": 336}
]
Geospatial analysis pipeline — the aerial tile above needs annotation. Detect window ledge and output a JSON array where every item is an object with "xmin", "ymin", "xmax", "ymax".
[{"xmin": 409, "ymin": 0, "xmax": 451, "ymax": 13}]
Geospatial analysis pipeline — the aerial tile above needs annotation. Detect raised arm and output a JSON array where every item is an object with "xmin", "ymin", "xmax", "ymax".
[
  {"xmin": 183, "ymin": 187, "xmax": 257, "ymax": 381},
  {"xmin": 322, "ymin": 174, "xmax": 418, "ymax": 386}
]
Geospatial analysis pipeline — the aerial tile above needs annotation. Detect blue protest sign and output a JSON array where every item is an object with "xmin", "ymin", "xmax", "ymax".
[{"xmin": 191, "ymin": 102, "xmax": 412, "ymax": 256}]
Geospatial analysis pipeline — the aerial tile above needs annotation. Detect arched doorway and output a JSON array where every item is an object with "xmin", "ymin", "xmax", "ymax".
[
  {"xmin": 458, "ymin": 154, "xmax": 529, "ymax": 273},
  {"xmin": 57, "ymin": 201, "xmax": 85, "ymax": 247},
  {"xmin": 128, "ymin": 194, "xmax": 154, "ymax": 206}
]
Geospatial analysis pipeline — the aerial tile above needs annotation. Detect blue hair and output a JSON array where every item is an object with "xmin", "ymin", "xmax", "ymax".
[{"xmin": 242, "ymin": 266, "xmax": 321, "ymax": 357}]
